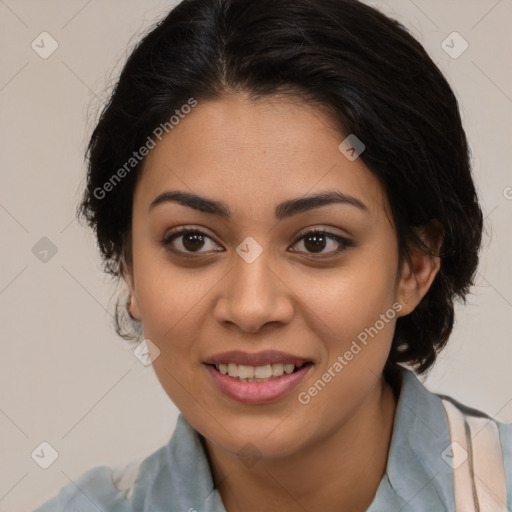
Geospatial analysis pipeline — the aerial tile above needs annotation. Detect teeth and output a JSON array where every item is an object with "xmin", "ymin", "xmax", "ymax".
[
  {"xmin": 284, "ymin": 364, "xmax": 295, "ymax": 374},
  {"xmin": 215, "ymin": 362, "xmax": 303, "ymax": 381},
  {"xmin": 255, "ymin": 364, "xmax": 272, "ymax": 379},
  {"xmin": 227, "ymin": 363, "xmax": 238, "ymax": 377},
  {"xmin": 272, "ymin": 363, "xmax": 284, "ymax": 376},
  {"xmin": 238, "ymin": 364, "xmax": 255, "ymax": 379}
]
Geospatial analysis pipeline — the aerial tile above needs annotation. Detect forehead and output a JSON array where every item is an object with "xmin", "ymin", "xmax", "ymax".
[{"xmin": 135, "ymin": 93, "xmax": 390, "ymax": 222}]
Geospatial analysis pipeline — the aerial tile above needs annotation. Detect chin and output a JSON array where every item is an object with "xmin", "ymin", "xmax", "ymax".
[{"xmin": 198, "ymin": 412, "xmax": 314, "ymax": 460}]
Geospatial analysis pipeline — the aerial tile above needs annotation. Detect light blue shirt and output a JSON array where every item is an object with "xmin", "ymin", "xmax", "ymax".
[{"xmin": 33, "ymin": 367, "xmax": 512, "ymax": 511}]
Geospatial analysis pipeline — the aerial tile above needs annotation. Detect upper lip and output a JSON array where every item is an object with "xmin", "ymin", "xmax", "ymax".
[{"xmin": 203, "ymin": 350, "xmax": 312, "ymax": 367}]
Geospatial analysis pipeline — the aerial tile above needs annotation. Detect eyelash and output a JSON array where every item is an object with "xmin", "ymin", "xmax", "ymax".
[{"xmin": 161, "ymin": 227, "xmax": 354, "ymax": 259}]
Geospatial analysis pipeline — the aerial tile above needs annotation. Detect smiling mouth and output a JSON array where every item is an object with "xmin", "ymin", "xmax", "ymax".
[{"xmin": 207, "ymin": 362, "xmax": 313, "ymax": 382}]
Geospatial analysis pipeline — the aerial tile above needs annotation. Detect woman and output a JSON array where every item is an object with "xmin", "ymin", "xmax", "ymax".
[{"xmin": 33, "ymin": 0, "xmax": 511, "ymax": 510}]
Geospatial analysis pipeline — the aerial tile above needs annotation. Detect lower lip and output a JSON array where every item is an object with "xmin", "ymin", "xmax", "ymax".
[{"xmin": 204, "ymin": 364, "xmax": 313, "ymax": 404}]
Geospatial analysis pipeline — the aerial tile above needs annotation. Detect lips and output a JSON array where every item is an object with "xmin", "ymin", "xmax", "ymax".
[
  {"xmin": 203, "ymin": 349, "xmax": 312, "ymax": 367},
  {"xmin": 203, "ymin": 350, "xmax": 314, "ymax": 404}
]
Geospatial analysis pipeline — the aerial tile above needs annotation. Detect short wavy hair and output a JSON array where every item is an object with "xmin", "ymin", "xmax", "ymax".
[{"xmin": 78, "ymin": 0, "xmax": 483, "ymax": 379}]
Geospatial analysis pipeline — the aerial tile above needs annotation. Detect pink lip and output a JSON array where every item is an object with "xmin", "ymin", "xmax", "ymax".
[
  {"xmin": 203, "ymin": 349, "xmax": 311, "ymax": 367},
  {"xmin": 204, "ymin": 363, "xmax": 313, "ymax": 404}
]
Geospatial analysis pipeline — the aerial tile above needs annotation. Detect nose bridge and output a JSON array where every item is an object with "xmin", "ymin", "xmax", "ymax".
[
  {"xmin": 235, "ymin": 240, "xmax": 275, "ymax": 298},
  {"xmin": 214, "ymin": 237, "xmax": 293, "ymax": 331}
]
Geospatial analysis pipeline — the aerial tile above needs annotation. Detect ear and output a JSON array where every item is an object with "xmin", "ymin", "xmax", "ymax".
[
  {"xmin": 396, "ymin": 220, "xmax": 443, "ymax": 317},
  {"xmin": 121, "ymin": 252, "xmax": 141, "ymax": 321}
]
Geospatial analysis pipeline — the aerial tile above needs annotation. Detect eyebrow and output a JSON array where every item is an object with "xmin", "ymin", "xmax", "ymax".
[{"xmin": 148, "ymin": 190, "xmax": 367, "ymax": 220}]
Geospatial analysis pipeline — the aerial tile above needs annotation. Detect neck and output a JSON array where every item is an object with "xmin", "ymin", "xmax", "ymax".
[{"xmin": 204, "ymin": 374, "xmax": 399, "ymax": 512}]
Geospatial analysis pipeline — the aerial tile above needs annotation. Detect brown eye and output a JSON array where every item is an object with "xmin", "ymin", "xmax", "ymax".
[
  {"xmin": 180, "ymin": 232, "xmax": 206, "ymax": 252},
  {"xmin": 302, "ymin": 232, "xmax": 328, "ymax": 253},
  {"xmin": 162, "ymin": 229, "xmax": 222, "ymax": 255},
  {"xmin": 291, "ymin": 230, "xmax": 354, "ymax": 257}
]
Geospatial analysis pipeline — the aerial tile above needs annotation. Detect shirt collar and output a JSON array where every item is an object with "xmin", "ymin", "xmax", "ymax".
[
  {"xmin": 368, "ymin": 366, "xmax": 455, "ymax": 510},
  {"xmin": 133, "ymin": 413, "xmax": 225, "ymax": 512},
  {"xmin": 142, "ymin": 366, "xmax": 454, "ymax": 511}
]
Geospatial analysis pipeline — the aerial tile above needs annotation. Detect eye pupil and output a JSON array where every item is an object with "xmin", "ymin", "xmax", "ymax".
[
  {"xmin": 182, "ymin": 232, "xmax": 205, "ymax": 252},
  {"xmin": 164, "ymin": 229, "xmax": 349, "ymax": 258},
  {"xmin": 304, "ymin": 233, "xmax": 326, "ymax": 253}
]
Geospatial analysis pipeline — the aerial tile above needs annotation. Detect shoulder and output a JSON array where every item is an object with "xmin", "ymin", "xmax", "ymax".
[
  {"xmin": 437, "ymin": 392, "xmax": 512, "ymax": 452},
  {"xmin": 32, "ymin": 465, "xmax": 120, "ymax": 511},
  {"xmin": 31, "ymin": 415, "xmax": 213, "ymax": 512},
  {"xmin": 31, "ymin": 458, "xmax": 144, "ymax": 512},
  {"xmin": 394, "ymin": 368, "xmax": 512, "ymax": 508},
  {"xmin": 437, "ymin": 392, "xmax": 512, "ymax": 508}
]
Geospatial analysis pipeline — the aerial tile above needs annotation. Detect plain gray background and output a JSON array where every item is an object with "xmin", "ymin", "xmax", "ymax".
[{"xmin": 1, "ymin": 1, "xmax": 511, "ymax": 510}]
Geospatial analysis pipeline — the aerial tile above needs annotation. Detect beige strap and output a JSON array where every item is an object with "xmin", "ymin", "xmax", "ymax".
[
  {"xmin": 441, "ymin": 398, "xmax": 508, "ymax": 511},
  {"xmin": 111, "ymin": 457, "xmax": 144, "ymax": 499}
]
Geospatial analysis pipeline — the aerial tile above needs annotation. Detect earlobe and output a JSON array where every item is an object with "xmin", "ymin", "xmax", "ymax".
[
  {"xmin": 126, "ymin": 292, "xmax": 141, "ymax": 321},
  {"xmin": 396, "ymin": 221, "xmax": 443, "ymax": 316},
  {"xmin": 121, "ymin": 253, "xmax": 141, "ymax": 321}
]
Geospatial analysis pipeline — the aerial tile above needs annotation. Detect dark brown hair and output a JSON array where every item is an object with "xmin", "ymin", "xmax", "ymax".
[{"xmin": 78, "ymin": 0, "xmax": 483, "ymax": 377}]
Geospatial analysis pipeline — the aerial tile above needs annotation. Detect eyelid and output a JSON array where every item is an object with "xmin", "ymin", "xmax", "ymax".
[
  {"xmin": 161, "ymin": 225, "xmax": 354, "ymax": 256},
  {"xmin": 294, "ymin": 224, "xmax": 353, "ymax": 240},
  {"xmin": 161, "ymin": 226, "xmax": 222, "ymax": 251},
  {"xmin": 290, "ymin": 228, "xmax": 354, "ymax": 256}
]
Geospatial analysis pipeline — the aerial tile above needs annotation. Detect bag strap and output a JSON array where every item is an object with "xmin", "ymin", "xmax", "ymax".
[
  {"xmin": 111, "ymin": 457, "xmax": 144, "ymax": 499},
  {"xmin": 441, "ymin": 397, "xmax": 508, "ymax": 511}
]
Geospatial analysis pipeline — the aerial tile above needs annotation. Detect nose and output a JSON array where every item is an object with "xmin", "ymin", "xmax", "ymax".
[{"xmin": 213, "ymin": 245, "xmax": 294, "ymax": 333}]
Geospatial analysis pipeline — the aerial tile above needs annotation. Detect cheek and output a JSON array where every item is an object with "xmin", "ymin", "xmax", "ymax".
[
  {"xmin": 134, "ymin": 232, "xmax": 399, "ymax": 353},
  {"xmin": 132, "ymin": 232, "xmax": 211, "ymax": 320},
  {"xmin": 133, "ymin": 263, "xmax": 211, "ymax": 411},
  {"xmin": 131, "ymin": 252, "xmax": 206, "ymax": 354},
  {"xmin": 292, "ymin": 265, "xmax": 399, "ymax": 436},
  {"xmin": 299, "ymin": 249, "xmax": 398, "ymax": 339}
]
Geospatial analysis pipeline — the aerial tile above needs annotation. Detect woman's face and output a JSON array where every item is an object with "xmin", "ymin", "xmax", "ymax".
[{"xmin": 126, "ymin": 93, "xmax": 411, "ymax": 458}]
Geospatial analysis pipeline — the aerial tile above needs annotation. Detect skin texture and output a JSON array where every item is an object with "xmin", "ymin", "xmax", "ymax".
[{"xmin": 124, "ymin": 93, "xmax": 442, "ymax": 512}]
